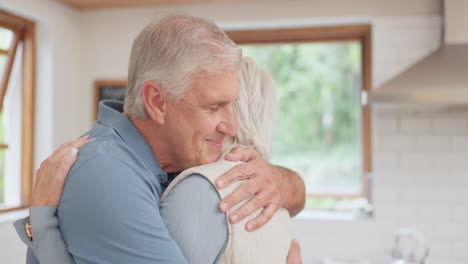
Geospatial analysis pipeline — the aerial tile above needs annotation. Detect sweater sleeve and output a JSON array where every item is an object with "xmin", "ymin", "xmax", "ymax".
[{"xmin": 160, "ymin": 174, "xmax": 228, "ymax": 264}]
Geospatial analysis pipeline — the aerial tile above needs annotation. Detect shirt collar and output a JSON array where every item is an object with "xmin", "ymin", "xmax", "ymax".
[{"xmin": 97, "ymin": 100, "xmax": 168, "ymax": 183}]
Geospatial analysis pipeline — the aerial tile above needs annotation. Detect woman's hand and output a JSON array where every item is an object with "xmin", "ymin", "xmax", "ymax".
[{"xmin": 30, "ymin": 136, "xmax": 91, "ymax": 207}]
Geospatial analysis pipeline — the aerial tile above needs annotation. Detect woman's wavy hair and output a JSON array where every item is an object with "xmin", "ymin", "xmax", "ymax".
[{"xmin": 223, "ymin": 57, "xmax": 277, "ymax": 160}]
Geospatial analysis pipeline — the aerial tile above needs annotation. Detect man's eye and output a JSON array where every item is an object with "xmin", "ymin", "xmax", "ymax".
[{"xmin": 209, "ymin": 105, "xmax": 220, "ymax": 112}]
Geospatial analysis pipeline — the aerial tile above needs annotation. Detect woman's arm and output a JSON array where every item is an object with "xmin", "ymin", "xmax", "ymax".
[{"xmin": 13, "ymin": 137, "xmax": 90, "ymax": 263}]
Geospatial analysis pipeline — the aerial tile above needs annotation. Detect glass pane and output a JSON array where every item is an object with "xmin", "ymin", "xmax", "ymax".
[
  {"xmin": 241, "ymin": 42, "xmax": 363, "ymax": 210},
  {"xmin": 0, "ymin": 27, "xmax": 13, "ymax": 50},
  {"xmin": 0, "ymin": 54, "xmax": 6, "ymax": 84},
  {"xmin": 0, "ymin": 150, "xmax": 3, "ymax": 204},
  {"xmin": 0, "ymin": 111, "xmax": 4, "ymax": 204}
]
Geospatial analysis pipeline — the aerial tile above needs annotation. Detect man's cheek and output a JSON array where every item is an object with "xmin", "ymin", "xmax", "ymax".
[{"xmin": 190, "ymin": 133, "xmax": 202, "ymax": 158}]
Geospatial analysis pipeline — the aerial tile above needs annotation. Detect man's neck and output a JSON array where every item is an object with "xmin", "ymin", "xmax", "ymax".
[{"xmin": 127, "ymin": 114, "xmax": 180, "ymax": 173}]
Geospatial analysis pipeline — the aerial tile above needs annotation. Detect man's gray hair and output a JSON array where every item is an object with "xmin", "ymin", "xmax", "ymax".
[
  {"xmin": 223, "ymin": 57, "xmax": 277, "ymax": 160},
  {"xmin": 124, "ymin": 13, "xmax": 242, "ymax": 119}
]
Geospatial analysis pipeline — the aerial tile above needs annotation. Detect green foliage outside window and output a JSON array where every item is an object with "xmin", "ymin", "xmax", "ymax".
[{"xmin": 241, "ymin": 42, "xmax": 363, "ymax": 210}]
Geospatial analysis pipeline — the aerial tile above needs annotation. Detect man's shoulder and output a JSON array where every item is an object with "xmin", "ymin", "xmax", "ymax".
[
  {"xmin": 58, "ymin": 139, "xmax": 162, "ymax": 217},
  {"xmin": 71, "ymin": 133, "xmax": 152, "ymax": 172},
  {"xmin": 72, "ymin": 137, "xmax": 137, "ymax": 170},
  {"xmin": 56, "ymin": 135, "xmax": 184, "ymax": 264},
  {"xmin": 64, "ymin": 137, "xmax": 162, "ymax": 198}
]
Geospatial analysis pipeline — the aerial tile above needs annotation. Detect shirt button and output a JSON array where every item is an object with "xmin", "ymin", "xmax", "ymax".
[{"xmin": 158, "ymin": 173, "xmax": 168, "ymax": 182}]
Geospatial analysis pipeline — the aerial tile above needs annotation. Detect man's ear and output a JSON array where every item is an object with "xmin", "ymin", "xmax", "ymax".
[{"xmin": 141, "ymin": 80, "xmax": 167, "ymax": 125}]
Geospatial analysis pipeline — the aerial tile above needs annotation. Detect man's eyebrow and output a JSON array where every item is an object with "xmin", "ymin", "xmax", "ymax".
[
  {"xmin": 203, "ymin": 99, "xmax": 235, "ymax": 106},
  {"xmin": 199, "ymin": 94, "xmax": 239, "ymax": 107}
]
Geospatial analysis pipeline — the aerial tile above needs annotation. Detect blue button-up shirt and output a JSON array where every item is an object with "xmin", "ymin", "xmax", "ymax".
[
  {"xmin": 59, "ymin": 100, "xmax": 188, "ymax": 263},
  {"xmin": 16, "ymin": 101, "xmax": 227, "ymax": 264}
]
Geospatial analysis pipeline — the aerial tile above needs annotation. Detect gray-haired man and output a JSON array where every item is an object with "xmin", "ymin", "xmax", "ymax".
[{"xmin": 16, "ymin": 14, "xmax": 305, "ymax": 263}]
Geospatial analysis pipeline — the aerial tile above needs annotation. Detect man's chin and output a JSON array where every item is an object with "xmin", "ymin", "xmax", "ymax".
[
  {"xmin": 188, "ymin": 148, "xmax": 222, "ymax": 168},
  {"xmin": 202, "ymin": 151, "xmax": 222, "ymax": 165}
]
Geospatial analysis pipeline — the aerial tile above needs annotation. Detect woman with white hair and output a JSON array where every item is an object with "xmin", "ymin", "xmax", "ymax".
[
  {"xmin": 14, "ymin": 57, "xmax": 301, "ymax": 264},
  {"xmin": 161, "ymin": 57, "xmax": 292, "ymax": 264}
]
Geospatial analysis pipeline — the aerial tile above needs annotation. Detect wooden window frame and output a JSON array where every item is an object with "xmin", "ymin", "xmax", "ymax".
[
  {"xmin": 226, "ymin": 25, "xmax": 373, "ymax": 202},
  {"xmin": 0, "ymin": 9, "xmax": 35, "ymax": 213}
]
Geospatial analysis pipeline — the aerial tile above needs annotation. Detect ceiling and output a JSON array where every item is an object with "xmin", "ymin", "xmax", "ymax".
[{"xmin": 56, "ymin": 0, "xmax": 277, "ymax": 9}]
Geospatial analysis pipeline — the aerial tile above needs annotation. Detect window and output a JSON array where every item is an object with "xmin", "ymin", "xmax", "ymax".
[
  {"xmin": 0, "ymin": 10, "xmax": 35, "ymax": 213},
  {"xmin": 227, "ymin": 25, "xmax": 372, "ymax": 213}
]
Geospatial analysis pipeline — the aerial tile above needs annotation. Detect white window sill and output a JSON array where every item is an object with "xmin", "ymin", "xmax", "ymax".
[
  {"xmin": 294, "ymin": 209, "xmax": 373, "ymax": 221},
  {"xmin": 0, "ymin": 209, "xmax": 372, "ymax": 223},
  {"xmin": 0, "ymin": 209, "xmax": 28, "ymax": 224}
]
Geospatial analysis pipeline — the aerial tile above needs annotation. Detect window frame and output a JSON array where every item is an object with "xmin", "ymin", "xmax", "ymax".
[
  {"xmin": 0, "ymin": 9, "xmax": 35, "ymax": 213},
  {"xmin": 226, "ymin": 25, "xmax": 373, "ymax": 202}
]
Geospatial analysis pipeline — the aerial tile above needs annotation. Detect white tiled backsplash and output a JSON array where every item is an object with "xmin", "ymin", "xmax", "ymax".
[
  {"xmin": 293, "ymin": 109, "xmax": 468, "ymax": 264},
  {"xmin": 373, "ymin": 109, "xmax": 468, "ymax": 264},
  {"xmin": 292, "ymin": 13, "xmax": 468, "ymax": 264}
]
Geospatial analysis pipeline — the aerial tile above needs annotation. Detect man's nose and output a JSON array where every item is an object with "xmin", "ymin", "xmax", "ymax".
[{"xmin": 218, "ymin": 107, "xmax": 237, "ymax": 137}]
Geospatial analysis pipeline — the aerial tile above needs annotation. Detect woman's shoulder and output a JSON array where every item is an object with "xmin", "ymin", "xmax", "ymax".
[
  {"xmin": 161, "ymin": 159, "xmax": 244, "ymax": 201},
  {"xmin": 184, "ymin": 159, "xmax": 242, "ymax": 182}
]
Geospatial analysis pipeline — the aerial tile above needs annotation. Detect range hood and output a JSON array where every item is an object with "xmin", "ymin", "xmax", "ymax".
[
  {"xmin": 369, "ymin": 0, "xmax": 468, "ymax": 109},
  {"xmin": 368, "ymin": 44, "xmax": 468, "ymax": 108}
]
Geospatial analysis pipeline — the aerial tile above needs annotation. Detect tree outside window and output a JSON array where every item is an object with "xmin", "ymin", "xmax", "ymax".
[{"xmin": 228, "ymin": 25, "xmax": 372, "ymax": 213}]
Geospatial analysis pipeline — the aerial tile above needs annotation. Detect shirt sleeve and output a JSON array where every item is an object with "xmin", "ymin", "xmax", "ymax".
[
  {"xmin": 31, "ymin": 206, "xmax": 74, "ymax": 264},
  {"xmin": 13, "ymin": 217, "xmax": 32, "ymax": 247},
  {"xmin": 57, "ymin": 155, "xmax": 188, "ymax": 264},
  {"xmin": 13, "ymin": 207, "xmax": 73, "ymax": 264},
  {"xmin": 160, "ymin": 174, "xmax": 228, "ymax": 264},
  {"xmin": 26, "ymin": 247, "xmax": 40, "ymax": 264}
]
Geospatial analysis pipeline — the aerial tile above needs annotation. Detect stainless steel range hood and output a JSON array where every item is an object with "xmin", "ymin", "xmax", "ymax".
[
  {"xmin": 368, "ymin": 44, "xmax": 468, "ymax": 108},
  {"xmin": 369, "ymin": 0, "xmax": 468, "ymax": 109}
]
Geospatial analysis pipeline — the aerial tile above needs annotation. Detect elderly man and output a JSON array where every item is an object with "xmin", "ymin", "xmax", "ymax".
[{"xmin": 18, "ymin": 14, "xmax": 305, "ymax": 263}]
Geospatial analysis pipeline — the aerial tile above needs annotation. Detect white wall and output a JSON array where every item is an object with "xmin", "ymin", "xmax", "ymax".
[
  {"xmin": 370, "ymin": 109, "xmax": 468, "ymax": 264},
  {"xmin": 1, "ymin": 0, "xmax": 455, "ymax": 263},
  {"xmin": 0, "ymin": 210, "xmax": 28, "ymax": 263},
  {"xmin": 0, "ymin": 0, "xmax": 80, "ymax": 261},
  {"xmin": 0, "ymin": 0, "xmax": 82, "ymax": 163}
]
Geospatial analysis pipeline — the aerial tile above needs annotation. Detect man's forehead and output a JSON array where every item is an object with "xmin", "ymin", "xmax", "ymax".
[{"xmin": 190, "ymin": 71, "xmax": 240, "ymax": 103}]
